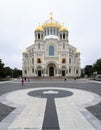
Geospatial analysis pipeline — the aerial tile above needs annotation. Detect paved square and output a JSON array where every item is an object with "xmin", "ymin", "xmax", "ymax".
[{"xmin": 0, "ymin": 79, "xmax": 101, "ymax": 130}]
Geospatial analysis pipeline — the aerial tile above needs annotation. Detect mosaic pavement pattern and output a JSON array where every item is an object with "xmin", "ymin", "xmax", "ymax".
[{"xmin": 0, "ymin": 87, "xmax": 101, "ymax": 130}]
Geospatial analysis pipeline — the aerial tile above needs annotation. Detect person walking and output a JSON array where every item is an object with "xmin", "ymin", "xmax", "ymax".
[
  {"xmin": 24, "ymin": 77, "xmax": 26, "ymax": 82},
  {"xmin": 64, "ymin": 78, "xmax": 66, "ymax": 82},
  {"xmin": 21, "ymin": 78, "xmax": 24, "ymax": 86}
]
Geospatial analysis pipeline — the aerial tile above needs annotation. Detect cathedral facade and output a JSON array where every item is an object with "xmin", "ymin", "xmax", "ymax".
[{"xmin": 22, "ymin": 14, "xmax": 81, "ymax": 78}]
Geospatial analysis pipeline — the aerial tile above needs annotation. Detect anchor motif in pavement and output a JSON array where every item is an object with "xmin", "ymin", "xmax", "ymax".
[
  {"xmin": 28, "ymin": 89, "xmax": 73, "ymax": 129},
  {"xmin": 0, "ymin": 87, "xmax": 101, "ymax": 130}
]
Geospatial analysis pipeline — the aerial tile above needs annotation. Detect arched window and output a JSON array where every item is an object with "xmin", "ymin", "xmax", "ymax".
[
  {"xmin": 54, "ymin": 29, "xmax": 55, "ymax": 35},
  {"xmin": 45, "ymin": 30, "xmax": 46, "ymax": 35},
  {"xmin": 69, "ymin": 68, "xmax": 71, "ymax": 73},
  {"xmin": 49, "ymin": 45, "xmax": 54, "ymax": 56},
  {"xmin": 69, "ymin": 57, "xmax": 71, "ymax": 64},
  {"xmin": 63, "ymin": 33, "xmax": 65, "ymax": 39},
  {"xmin": 76, "ymin": 70, "xmax": 78, "ymax": 74},
  {"xmin": 38, "ymin": 33, "xmax": 40, "ymax": 39},
  {"xmin": 51, "ymin": 29, "xmax": 52, "ymax": 35},
  {"xmin": 62, "ymin": 58, "xmax": 66, "ymax": 63},
  {"xmin": 60, "ymin": 34, "xmax": 62, "ymax": 39},
  {"xmin": 32, "ymin": 68, "xmax": 34, "ymax": 73},
  {"xmin": 47, "ymin": 29, "xmax": 49, "ymax": 35},
  {"xmin": 37, "ymin": 58, "xmax": 41, "ymax": 63}
]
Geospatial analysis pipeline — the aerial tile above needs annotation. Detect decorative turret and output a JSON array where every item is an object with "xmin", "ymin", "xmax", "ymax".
[
  {"xmin": 59, "ymin": 25, "xmax": 68, "ymax": 32},
  {"xmin": 35, "ymin": 24, "xmax": 44, "ymax": 40},
  {"xmin": 35, "ymin": 25, "xmax": 44, "ymax": 32},
  {"xmin": 23, "ymin": 49, "xmax": 28, "ymax": 59},
  {"xmin": 76, "ymin": 49, "xmax": 80, "ymax": 54},
  {"xmin": 23, "ymin": 49, "xmax": 28, "ymax": 54},
  {"xmin": 59, "ymin": 24, "xmax": 68, "ymax": 40}
]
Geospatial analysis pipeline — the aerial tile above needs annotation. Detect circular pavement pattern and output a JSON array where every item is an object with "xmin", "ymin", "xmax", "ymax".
[
  {"xmin": 0, "ymin": 87, "xmax": 101, "ymax": 130},
  {"xmin": 28, "ymin": 89, "xmax": 73, "ymax": 98}
]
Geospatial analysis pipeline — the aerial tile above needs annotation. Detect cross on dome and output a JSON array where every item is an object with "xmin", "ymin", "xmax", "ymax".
[{"xmin": 50, "ymin": 12, "xmax": 53, "ymax": 20}]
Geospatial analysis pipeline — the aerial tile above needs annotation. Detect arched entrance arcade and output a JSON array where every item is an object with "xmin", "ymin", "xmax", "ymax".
[
  {"xmin": 36, "ymin": 66, "xmax": 43, "ymax": 77},
  {"xmin": 49, "ymin": 66, "xmax": 54, "ymax": 76},
  {"xmin": 59, "ymin": 65, "xmax": 67, "ymax": 77},
  {"xmin": 46, "ymin": 63, "xmax": 57, "ymax": 77}
]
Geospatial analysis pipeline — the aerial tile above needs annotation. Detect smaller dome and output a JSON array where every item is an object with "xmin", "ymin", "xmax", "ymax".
[
  {"xmin": 76, "ymin": 49, "xmax": 80, "ymax": 54},
  {"xmin": 23, "ymin": 49, "xmax": 28, "ymax": 54},
  {"xmin": 35, "ymin": 26, "xmax": 44, "ymax": 32},
  {"xmin": 59, "ymin": 26, "xmax": 68, "ymax": 32}
]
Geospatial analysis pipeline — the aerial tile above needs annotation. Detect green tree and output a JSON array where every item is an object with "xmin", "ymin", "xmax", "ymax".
[
  {"xmin": 0, "ymin": 59, "xmax": 5, "ymax": 78},
  {"xmin": 84, "ymin": 65, "xmax": 93, "ymax": 77},
  {"xmin": 93, "ymin": 58, "xmax": 101, "ymax": 74},
  {"xmin": 3, "ymin": 67, "xmax": 12, "ymax": 78},
  {"xmin": 0, "ymin": 58, "xmax": 22, "ymax": 79},
  {"xmin": 13, "ymin": 68, "xmax": 22, "ymax": 78}
]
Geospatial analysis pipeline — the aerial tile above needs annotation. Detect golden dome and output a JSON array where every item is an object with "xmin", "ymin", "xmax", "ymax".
[
  {"xmin": 42, "ymin": 21, "xmax": 61, "ymax": 29},
  {"xmin": 59, "ymin": 26, "xmax": 68, "ymax": 32},
  {"xmin": 23, "ymin": 49, "xmax": 28, "ymax": 54},
  {"xmin": 42, "ymin": 13, "xmax": 62, "ymax": 29},
  {"xmin": 76, "ymin": 49, "xmax": 80, "ymax": 54},
  {"xmin": 35, "ymin": 26, "xmax": 44, "ymax": 32}
]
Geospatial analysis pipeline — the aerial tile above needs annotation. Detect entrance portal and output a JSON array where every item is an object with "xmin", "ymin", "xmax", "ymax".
[
  {"xmin": 38, "ymin": 70, "xmax": 41, "ymax": 77},
  {"xmin": 49, "ymin": 67, "xmax": 54, "ymax": 76},
  {"xmin": 62, "ymin": 70, "xmax": 65, "ymax": 76}
]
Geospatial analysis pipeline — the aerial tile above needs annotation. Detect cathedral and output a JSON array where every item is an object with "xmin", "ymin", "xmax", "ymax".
[{"xmin": 22, "ymin": 13, "xmax": 81, "ymax": 78}]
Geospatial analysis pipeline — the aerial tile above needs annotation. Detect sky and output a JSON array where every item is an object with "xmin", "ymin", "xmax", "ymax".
[{"xmin": 0, "ymin": 0, "xmax": 101, "ymax": 69}]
